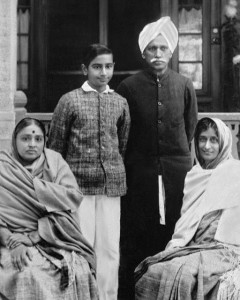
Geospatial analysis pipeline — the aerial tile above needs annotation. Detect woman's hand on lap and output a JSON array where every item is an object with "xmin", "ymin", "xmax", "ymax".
[
  {"xmin": 10, "ymin": 244, "xmax": 33, "ymax": 272},
  {"xmin": 7, "ymin": 233, "xmax": 33, "ymax": 249}
]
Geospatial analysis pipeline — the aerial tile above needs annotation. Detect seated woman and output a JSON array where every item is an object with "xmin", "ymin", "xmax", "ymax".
[
  {"xmin": 0, "ymin": 118, "xmax": 98, "ymax": 299},
  {"xmin": 135, "ymin": 117, "xmax": 240, "ymax": 300}
]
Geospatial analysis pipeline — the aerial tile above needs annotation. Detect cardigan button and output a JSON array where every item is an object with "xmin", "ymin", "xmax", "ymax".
[{"xmin": 158, "ymin": 102, "xmax": 162, "ymax": 106}]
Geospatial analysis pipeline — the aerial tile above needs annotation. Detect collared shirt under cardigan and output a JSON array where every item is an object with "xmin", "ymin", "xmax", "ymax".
[{"xmin": 48, "ymin": 81, "xmax": 131, "ymax": 197}]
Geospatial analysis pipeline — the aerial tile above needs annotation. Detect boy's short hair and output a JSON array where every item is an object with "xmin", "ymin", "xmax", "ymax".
[{"xmin": 82, "ymin": 44, "xmax": 113, "ymax": 67}]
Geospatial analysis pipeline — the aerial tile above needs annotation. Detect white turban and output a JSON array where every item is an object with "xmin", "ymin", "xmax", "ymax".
[{"xmin": 138, "ymin": 16, "xmax": 178, "ymax": 54}]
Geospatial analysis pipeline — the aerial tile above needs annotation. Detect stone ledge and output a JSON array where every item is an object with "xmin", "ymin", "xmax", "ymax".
[{"xmin": 199, "ymin": 112, "xmax": 240, "ymax": 121}]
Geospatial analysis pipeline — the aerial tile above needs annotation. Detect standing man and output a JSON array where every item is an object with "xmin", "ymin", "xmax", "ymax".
[{"xmin": 117, "ymin": 16, "xmax": 198, "ymax": 297}]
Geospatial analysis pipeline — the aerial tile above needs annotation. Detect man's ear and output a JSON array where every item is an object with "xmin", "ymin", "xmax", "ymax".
[{"xmin": 81, "ymin": 64, "xmax": 88, "ymax": 76}]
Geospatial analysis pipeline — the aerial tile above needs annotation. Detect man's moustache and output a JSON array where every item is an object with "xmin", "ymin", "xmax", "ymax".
[{"xmin": 150, "ymin": 58, "xmax": 167, "ymax": 63}]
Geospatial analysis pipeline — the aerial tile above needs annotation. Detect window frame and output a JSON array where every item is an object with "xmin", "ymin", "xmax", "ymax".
[
  {"xmin": 173, "ymin": 0, "xmax": 211, "ymax": 97},
  {"xmin": 17, "ymin": 0, "xmax": 31, "ymax": 91}
]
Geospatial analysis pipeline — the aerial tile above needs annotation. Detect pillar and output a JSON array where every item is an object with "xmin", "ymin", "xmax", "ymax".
[{"xmin": 0, "ymin": 0, "xmax": 17, "ymax": 150}]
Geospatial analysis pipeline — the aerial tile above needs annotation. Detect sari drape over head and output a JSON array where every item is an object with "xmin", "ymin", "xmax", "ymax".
[
  {"xmin": 135, "ymin": 118, "xmax": 240, "ymax": 300},
  {"xmin": 0, "ymin": 144, "xmax": 98, "ymax": 299}
]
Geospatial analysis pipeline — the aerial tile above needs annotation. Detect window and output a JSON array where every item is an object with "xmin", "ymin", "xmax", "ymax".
[
  {"xmin": 17, "ymin": 0, "xmax": 31, "ymax": 90},
  {"xmin": 178, "ymin": 0, "xmax": 203, "ymax": 90}
]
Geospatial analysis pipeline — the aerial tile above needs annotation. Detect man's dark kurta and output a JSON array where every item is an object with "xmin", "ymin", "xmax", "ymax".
[{"xmin": 117, "ymin": 68, "xmax": 198, "ymax": 294}]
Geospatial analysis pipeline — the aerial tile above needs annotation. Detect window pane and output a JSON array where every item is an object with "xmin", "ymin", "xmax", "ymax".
[
  {"xmin": 179, "ymin": 35, "xmax": 202, "ymax": 61},
  {"xmin": 179, "ymin": 63, "xmax": 202, "ymax": 89},
  {"xmin": 179, "ymin": 7, "xmax": 202, "ymax": 33},
  {"xmin": 17, "ymin": 64, "xmax": 28, "ymax": 90},
  {"xmin": 18, "ymin": 9, "xmax": 30, "ymax": 34},
  {"xmin": 18, "ymin": 36, "xmax": 29, "ymax": 62}
]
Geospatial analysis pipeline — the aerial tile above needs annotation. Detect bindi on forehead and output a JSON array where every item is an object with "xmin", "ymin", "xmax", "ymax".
[{"xmin": 32, "ymin": 130, "xmax": 35, "ymax": 134}]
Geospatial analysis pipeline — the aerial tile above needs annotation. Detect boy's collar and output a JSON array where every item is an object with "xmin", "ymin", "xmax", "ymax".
[{"xmin": 82, "ymin": 81, "xmax": 114, "ymax": 94}]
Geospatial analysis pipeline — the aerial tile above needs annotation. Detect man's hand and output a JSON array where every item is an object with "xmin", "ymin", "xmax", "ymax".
[
  {"xmin": 11, "ymin": 244, "xmax": 33, "ymax": 272},
  {"xmin": 7, "ymin": 233, "xmax": 33, "ymax": 249}
]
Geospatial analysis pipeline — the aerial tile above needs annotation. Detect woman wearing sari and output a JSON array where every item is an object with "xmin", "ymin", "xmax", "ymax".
[
  {"xmin": 0, "ymin": 118, "xmax": 98, "ymax": 299},
  {"xmin": 135, "ymin": 117, "xmax": 240, "ymax": 300}
]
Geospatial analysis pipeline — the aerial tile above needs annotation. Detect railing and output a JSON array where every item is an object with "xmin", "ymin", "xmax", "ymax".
[{"xmin": 25, "ymin": 112, "xmax": 240, "ymax": 159}]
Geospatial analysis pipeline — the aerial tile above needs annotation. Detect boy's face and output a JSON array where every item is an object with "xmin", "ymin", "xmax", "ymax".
[{"xmin": 82, "ymin": 54, "xmax": 114, "ymax": 93}]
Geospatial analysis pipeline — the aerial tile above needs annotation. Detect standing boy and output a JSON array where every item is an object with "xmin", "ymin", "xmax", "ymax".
[{"xmin": 48, "ymin": 44, "xmax": 130, "ymax": 300}]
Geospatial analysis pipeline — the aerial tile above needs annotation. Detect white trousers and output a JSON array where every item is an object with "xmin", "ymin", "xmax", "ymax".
[{"xmin": 78, "ymin": 195, "xmax": 120, "ymax": 300}]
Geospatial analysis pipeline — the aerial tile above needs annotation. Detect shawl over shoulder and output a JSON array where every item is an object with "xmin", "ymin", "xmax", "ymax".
[
  {"xmin": 0, "ymin": 149, "xmax": 96, "ymax": 272},
  {"xmin": 167, "ymin": 159, "xmax": 240, "ymax": 248}
]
